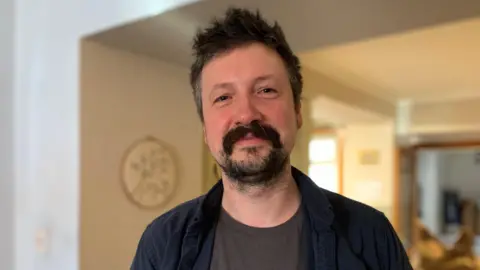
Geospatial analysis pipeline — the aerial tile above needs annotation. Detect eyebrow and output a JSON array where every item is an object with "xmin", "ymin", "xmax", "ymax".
[{"xmin": 210, "ymin": 74, "xmax": 276, "ymax": 91}]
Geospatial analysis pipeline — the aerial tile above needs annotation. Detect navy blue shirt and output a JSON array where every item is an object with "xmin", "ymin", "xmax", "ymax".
[{"xmin": 131, "ymin": 167, "xmax": 413, "ymax": 270}]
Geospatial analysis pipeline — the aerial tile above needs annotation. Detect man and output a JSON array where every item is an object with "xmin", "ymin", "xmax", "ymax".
[{"xmin": 131, "ymin": 7, "xmax": 412, "ymax": 270}]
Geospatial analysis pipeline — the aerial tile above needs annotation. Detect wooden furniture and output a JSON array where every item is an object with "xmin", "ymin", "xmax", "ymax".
[{"xmin": 409, "ymin": 220, "xmax": 479, "ymax": 270}]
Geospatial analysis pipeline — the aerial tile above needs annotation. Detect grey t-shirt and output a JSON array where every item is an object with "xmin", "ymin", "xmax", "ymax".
[{"xmin": 209, "ymin": 206, "xmax": 308, "ymax": 270}]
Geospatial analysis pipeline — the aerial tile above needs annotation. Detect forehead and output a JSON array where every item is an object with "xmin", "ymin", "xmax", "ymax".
[{"xmin": 200, "ymin": 43, "xmax": 289, "ymax": 91}]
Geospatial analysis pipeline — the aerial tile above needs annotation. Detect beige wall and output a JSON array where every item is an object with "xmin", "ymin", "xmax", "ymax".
[
  {"xmin": 409, "ymin": 98, "xmax": 480, "ymax": 135},
  {"xmin": 302, "ymin": 67, "xmax": 395, "ymax": 119},
  {"xmin": 80, "ymin": 41, "xmax": 203, "ymax": 270},
  {"xmin": 341, "ymin": 122, "xmax": 396, "ymax": 220}
]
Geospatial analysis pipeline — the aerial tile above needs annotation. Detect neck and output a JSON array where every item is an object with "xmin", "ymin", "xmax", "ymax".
[{"xmin": 221, "ymin": 164, "xmax": 301, "ymax": 228}]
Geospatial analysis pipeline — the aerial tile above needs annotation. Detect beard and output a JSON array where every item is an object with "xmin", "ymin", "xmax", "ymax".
[{"xmin": 217, "ymin": 120, "xmax": 288, "ymax": 188}]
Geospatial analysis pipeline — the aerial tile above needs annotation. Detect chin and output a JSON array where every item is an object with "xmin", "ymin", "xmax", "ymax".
[
  {"xmin": 220, "ymin": 145, "xmax": 289, "ymax": 187},
  {"xmin": 232, "ymin": 145, "xmax": 270, "ymax": 159},
  {"xmin": 232, "ymin": 155, "xmax": 266, "ymax": 168}
]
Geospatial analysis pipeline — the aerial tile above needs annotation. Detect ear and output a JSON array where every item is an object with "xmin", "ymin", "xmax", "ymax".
[{"xmin": 296, "ymin": 103, "xmax": 303, "ymax": 129}]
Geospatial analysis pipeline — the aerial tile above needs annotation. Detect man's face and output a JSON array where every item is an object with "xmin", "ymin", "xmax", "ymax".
[{"xmin": 200, "ymin": 43, "xmax": 302, "ymax": 185}]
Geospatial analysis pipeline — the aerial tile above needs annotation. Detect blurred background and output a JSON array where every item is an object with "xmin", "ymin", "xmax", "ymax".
[{"xmin": 2, "ymin": 0, "xmax": 480, "ymax": 269}]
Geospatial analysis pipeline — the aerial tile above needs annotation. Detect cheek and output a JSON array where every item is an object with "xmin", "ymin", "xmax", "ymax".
[
  {"xmin": 204, "ymin": 118, "xmax": 228, "ymax": 154},
  {"xmin": 268, "ymin": 107, "xmax": 298, "ymax": 148}
]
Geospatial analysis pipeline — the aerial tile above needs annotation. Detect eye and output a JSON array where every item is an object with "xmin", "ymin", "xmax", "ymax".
[
  {"xmin": 258, "ymin": 88, "xmax": 278, "ymax": 96},
  {"xmin": 214, "ymin": 95, "xmax": 230, "ymax": 103}
]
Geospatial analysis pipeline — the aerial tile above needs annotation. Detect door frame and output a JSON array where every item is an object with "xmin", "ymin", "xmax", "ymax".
[{"xmin": 403, "ymin": 140, "xmax": 480, "ymax": 248}]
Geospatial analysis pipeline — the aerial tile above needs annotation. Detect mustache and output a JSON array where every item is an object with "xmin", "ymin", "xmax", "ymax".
[{"xmin": 222, "ymin": 120, "xmax": 282, "ymax": 155}]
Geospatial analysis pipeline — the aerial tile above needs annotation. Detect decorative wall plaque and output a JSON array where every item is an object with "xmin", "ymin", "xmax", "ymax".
[
  {"xmin": 121, "ymin": 136, "xmax": 177, "ymax": 209},
  {"xmin": 358, "ymin": 149, "xmax": 380, "ymax": 165}
]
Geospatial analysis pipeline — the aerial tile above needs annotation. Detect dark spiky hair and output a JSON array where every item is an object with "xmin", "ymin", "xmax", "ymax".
[{"xmin": 189, "ymin": 7, "xmax": 303, "ymax": 121}]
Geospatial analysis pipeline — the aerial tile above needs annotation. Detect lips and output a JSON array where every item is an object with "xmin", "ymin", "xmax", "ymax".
[
  {"xmin": 235, "ymin": 134, "xmax": 267, "ymax": 145},
  {"xmin": 238, "ymin": 132, "xmax": 263, "ymax": 140}
]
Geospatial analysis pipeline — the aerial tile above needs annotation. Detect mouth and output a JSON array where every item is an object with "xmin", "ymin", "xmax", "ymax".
[{"xmin": 235, "ymin": 133, "xmax": 268, "ymax": 146}]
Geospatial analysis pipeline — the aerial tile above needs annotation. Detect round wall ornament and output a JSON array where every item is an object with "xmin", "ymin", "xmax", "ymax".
[{"xmin": 121, "ymin": 136, "xmax": 177, "ymax": 209}]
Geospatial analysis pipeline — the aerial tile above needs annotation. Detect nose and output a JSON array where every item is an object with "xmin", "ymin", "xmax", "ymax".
[{"xmin": 234, "ymin": 95, "xmax": 262, "ymax": 126}]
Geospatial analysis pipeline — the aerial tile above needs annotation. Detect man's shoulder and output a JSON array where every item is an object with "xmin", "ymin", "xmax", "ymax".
[
  {"xmin": 145, "ymin": 195, "xmax": 205, "ymax": 236},
  {"xmin": 319, "ymin": 189, "xmax": 412, "ymax": 269},
  {"xmin": 322, "ymin": 189, "xmax": 389, "ymax": 228},
  {"xmin": 131, "ymin": 196, "xmax": 206, "ymax": 269}
]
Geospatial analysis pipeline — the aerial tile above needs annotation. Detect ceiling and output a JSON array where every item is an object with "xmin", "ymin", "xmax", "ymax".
[
  {"xmin": 87, "ymin": 0, "xmax": 480, "ymax": 70},
  {"xmin": 300, "ymin": 17, "xmax": 480, "ymax": 103},
  {"xmin": 310, "ymin": 96, "xmax": 388, "ymax": 128},
  {"xmin": 86, "ymin": 0, "xmax": 480, "ymax": 128}
]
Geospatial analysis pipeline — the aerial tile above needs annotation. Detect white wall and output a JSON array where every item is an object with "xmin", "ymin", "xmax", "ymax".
[
  {"xmin": 417, "ymin": 150, "xmax": 444, "ymax": 235},
  {"xmin": 13, "ymin": 0, "xmax": 198, "ymax": 269},
  {"xmin": 0, "ymin": 0, "xmax": 14, "ymax": 269},
  {"xmin": 341, "ymin": 122, "xmax": 396, "ymax": 219},
  {"xmin": 443, "ymin": 148, "xmax": 480, "ymax": 200},
  {"xmin": 80, "ymin": 41, "xmax": 203, "ymax": 270}
]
